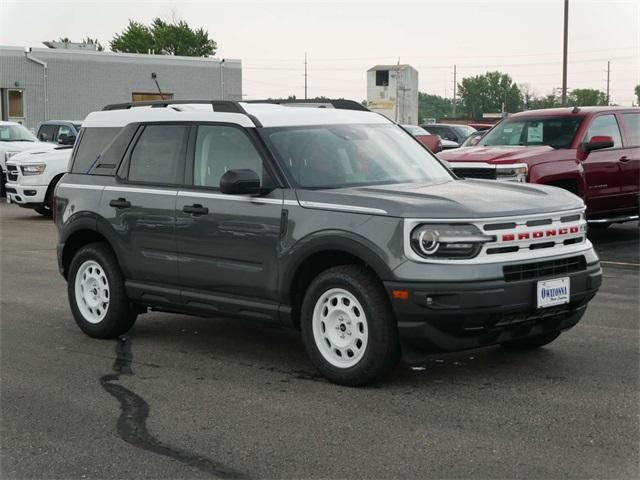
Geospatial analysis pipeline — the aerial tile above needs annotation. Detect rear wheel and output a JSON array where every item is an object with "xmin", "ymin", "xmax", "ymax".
[
  {"xmin": 501, "ymin": 331, "xmax": 561, "ymax": 350},
  {"xmin": 300, "ymin": 265, "xmax": 400, "ymax": 386},
  {"xmin": 68, "ymin": 242, "xmax": 137, "ymax": 338},
  {"xmin": 34, "ymin": 206, "xmax": 50, "ymax": 216}
]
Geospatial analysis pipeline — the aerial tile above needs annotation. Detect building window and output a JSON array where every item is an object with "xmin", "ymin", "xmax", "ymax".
[
  {"xmin": 131, "ymin": 92, "xmax": 174, "ymax": 102},
  {"xmin": 375, "ymin": 70, "xmax": 389, "ymax": 87},
  {"xmin": 8, "ymin": 90, "xmax": 24, "ymax": 118}
]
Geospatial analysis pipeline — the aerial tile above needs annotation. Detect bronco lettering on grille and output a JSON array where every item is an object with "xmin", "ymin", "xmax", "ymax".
[{"xmin": 503, "ymin": 225, "xmax": 580, "ymax": 242}]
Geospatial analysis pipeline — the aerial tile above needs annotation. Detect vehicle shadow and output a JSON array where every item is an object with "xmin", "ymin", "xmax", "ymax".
[{"xmin": 124, "ymin": 311, "xmax": 573, "ymax": 390}]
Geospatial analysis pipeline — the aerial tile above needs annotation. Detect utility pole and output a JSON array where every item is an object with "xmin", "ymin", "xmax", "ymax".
[
  {"xmin": 605, "ymin": 60, "xmax": 610, "ymax": 105},
  {"xmin": 561, "ymin": 0, "xmax": 569, "ymax": 106},
  {"xmin": 395, "ymin": 58, "xmax": 400, "ymax": 122},
  {"xmin": 304, "ymin": 52, "xmax": 308, "ymax": 100},
  {"xmin": 452, "ymin": 64, "xmax": 457, "ymax": 117}
]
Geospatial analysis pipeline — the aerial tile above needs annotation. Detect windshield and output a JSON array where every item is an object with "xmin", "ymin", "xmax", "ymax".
[
  {"xmin": 264, "ymin": 124, "xmax": 452, "ymax": 189},
  {"xmin": 452, "ymin": 125, "xmax": 476, "ymax": 139},
  {"xmin": 403, "ymin": 125, "xmax": 430, "ymax": 136},
  {"xmin": 0, "ymin": 124, "xmax": 37, "ymax": 142},
  {"xmin": 479, "ymin": 116, "xmax": 582, "ymax": 149}
]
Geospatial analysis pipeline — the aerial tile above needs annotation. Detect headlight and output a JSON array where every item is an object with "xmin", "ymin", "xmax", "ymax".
[
  {"xmin": 21, "ymin": 164, "xmax": 46, "ymax": 175},
  {"xmin": 496, "ymin": 163, "xmax": 528, "ymax": 182},
  {"xmin": 6, "ymin": 151, "xmax": 19, "ymax": 161},
  {"xmin": 410, "ymin": 224, "xmax": 495, "ymax": 259}
]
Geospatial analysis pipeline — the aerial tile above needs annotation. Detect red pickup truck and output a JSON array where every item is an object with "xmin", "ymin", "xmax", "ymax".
[{"xmin": 438, "ymin": 107, "xmax": 639, "ymax": 226}]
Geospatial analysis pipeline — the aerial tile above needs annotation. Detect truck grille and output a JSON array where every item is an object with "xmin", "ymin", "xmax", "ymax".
[
  {"xmin": 503, "ymin": 255, "xmax": 586, "ymax": 282},
  {"xmin": 6, "ymin": 165, "xmax": 18, "ymax": 182},
  {"xmin": 452, "ymin": 167, "xmax": 497, "ymax": 180}
]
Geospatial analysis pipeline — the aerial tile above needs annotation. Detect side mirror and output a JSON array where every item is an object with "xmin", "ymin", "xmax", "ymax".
[
  {"xmin": 220, "ymin": 169, "xmax": 261, "ymax": 195},
  {"xmin": 582, "ymin": 135, "xmax": 614, "ymax": 152},
  {"xmin": 58, "ymin": 134, "xmax": 76, "ymax": 145},
  {"xmin": 39, "ymin": 132, "xmax": 48, "ymax": 142}
]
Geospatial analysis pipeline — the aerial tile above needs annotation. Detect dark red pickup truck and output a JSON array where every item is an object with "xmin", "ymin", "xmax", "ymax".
[{"xmin": 439, "ymin": 107, "xmax": 639, "ymax": 226}]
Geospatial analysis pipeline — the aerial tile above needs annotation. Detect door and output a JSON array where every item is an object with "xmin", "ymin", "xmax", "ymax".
[
  {"xmin": 102, "ymin": 124, "xmax": 189, "ymax": 288},
  {"xmin": 175, "ymin": 124, "xmax": 283, "ymax": 318},
  {"xmin": 620, "ymin": 112, "xmax": 640, "ymax": 211},
  {"xmin": 581, "ymin": 114, "xmax": 625, "ymax": 215}
]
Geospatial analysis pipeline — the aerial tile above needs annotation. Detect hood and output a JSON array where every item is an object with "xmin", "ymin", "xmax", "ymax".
[
  {"xmin": 296, "ymin": 179, "xmax": 583, "ymax": 219},
  {"xmin": 0, "ymin": 141, "xmax": 53, "ymax": 154},
  {"xmin": 437, "ymin": 145, "xmax": 557, "ymax": 164},
  {"xmin": 8, "ymin": 146, "xmax": 71, "ymax": 164}
]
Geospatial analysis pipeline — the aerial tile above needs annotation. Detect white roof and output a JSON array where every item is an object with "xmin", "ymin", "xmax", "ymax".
[{"xmin": 82, "ymin": 102, "xmax": 392, "ymax": 129}]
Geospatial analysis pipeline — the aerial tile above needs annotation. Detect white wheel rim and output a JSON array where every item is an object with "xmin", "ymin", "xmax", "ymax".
[
  {"xmin": 312, "ymin": 288, "xmax": 369, "ymax": 368},
  {"xmin": 74, "ymin": 260, "xmax": 110, "ymax": 324}
]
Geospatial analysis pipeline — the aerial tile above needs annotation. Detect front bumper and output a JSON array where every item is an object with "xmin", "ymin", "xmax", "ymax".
[
  {"xmin": 385, "ymin": 259, "xmax": 601, "ymax": 360},
  {"xmin": 5, "ymin": 182, "xmax": 47, "ymax": 206}
]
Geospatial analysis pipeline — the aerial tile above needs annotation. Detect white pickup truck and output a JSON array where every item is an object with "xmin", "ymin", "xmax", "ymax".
[{"xmin": 5, "ymin": 145, "xmax": 72, "ymax": 216}]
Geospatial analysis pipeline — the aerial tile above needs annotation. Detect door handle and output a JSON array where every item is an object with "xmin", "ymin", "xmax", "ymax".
[
  {"xmin": 109, "ymin": 197, "xmax": 131, "ymax": 209},
  {"xmin": 182, "ymin": 204, "xmax": 209, "ymax": 216},
  {"xmin": 619, "ymin": 156, "xmax": 631, "ymax": 163}
]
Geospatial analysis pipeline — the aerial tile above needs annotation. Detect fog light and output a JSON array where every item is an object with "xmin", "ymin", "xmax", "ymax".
[{"xmin": 24, "ymin": 190, "xmax": 37, "ymax": 196}]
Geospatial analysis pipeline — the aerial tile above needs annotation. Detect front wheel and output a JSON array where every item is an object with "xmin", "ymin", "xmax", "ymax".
[
  {"xmin": 300, "ymin": 265, "xmax": 400, "ymax": 386},
  {"xmin": 68, "ymin": 242, "xmax": 137, "ymax": 338}
]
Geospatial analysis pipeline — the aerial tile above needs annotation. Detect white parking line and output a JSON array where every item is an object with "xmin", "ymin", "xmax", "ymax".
[{"xmin": 600, "ymin": 260, "xmax": 640, "ymax": 267}]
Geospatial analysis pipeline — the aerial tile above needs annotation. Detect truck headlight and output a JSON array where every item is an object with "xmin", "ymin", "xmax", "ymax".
[
  {"xmin": 496, "ymin": 163, "xmax": 528, "ymax": 182},
  {"xmin": 21, "ymin": 164, "xmax": 46, "ymax": 175},
  {"xmin": 410, "ymin": 224, "xmax": 495, "ymax": 259}
]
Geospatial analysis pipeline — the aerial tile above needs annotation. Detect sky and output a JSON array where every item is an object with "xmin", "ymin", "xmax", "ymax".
[{"xmin": 1, "ymin": 0, "xmax": 639, "ymax": 105}]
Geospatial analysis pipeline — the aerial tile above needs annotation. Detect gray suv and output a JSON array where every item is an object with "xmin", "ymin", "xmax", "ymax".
[{"xmin": 55, "ymin": 100, "xmax": 602, "ymax": 385}]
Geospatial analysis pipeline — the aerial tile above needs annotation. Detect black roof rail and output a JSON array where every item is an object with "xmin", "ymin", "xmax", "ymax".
[
  {"xmin": 245, "ymin": 99, "xmax": 370, "ymax": 112},
  {"xmin": 102, "ymin": 100, "xmax": 248, "ymax": 114}
]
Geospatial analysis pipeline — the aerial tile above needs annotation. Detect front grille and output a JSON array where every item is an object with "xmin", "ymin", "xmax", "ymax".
[
  {"xmin": 503, "ymin": 255, "xmax": 586, "ymax": 282},
  {"xmin": 6, "ymin": 165, "xmax": 18, "ymax": 182},
  {"xmin": 453, "ymin": 167, "xmax": 497, "ymax": 180}
]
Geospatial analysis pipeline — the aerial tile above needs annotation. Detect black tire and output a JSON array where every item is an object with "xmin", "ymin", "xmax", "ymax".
[
  {"xmin": 300, "ymin": 265, "xmax": 400, "ymax": 386},
  {"xmin": 501, "ymin": 331, "xmax": 561, "ymax": 350},
  {"xmin": 67, "ymin": 242, "xmax": 137, "ymax": 338}
]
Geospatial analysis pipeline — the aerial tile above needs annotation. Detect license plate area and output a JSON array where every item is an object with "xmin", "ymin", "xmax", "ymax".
[{"xmin": 537, "ymin": 277, "xmax": 570, "ymax": 309}]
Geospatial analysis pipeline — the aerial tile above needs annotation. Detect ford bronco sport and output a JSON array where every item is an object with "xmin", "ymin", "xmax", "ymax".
[{"xmin": 55, "ymin": 99, "xmax": 602, "ymax": 386}]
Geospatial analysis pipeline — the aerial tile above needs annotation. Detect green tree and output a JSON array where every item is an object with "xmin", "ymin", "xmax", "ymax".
[
  {"xmin": 110, "ymin": 18, "xmax": 216, "ymax": 57},
  {"xmin": 568, "ymin": 88, "xmax": 607, "ymax": 106},
  {"xmin": 528, "ymin": 92, "xmax": 561, "ymax": 110},
  {"xmin": 83, "ymin": 37, "xmax": 104, "ymax": 51},
  {"xmin": 635, "ymin": 84, "xmax": 640, "ymax": 105},
  {"xmin": 457, "ymin": 71, "xmax": 523, "ymax": 119},
  {"xmin": 418, "ymin": 93, "xmax": 454, "ymax": 122},
  {"xmin": 110, "ymin": 21, "xmax": 154, "ymax": 54}
]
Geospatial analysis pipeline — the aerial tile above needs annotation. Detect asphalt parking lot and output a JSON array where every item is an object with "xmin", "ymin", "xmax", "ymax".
[{"xmin": 1, "ymin": 201, "xmax": 638, "ymax": 479}]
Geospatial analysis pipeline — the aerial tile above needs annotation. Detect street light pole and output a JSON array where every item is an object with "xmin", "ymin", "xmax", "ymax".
[{"xmin": 561, "ymin": 0, "xmax": 569, "ymax": 106}]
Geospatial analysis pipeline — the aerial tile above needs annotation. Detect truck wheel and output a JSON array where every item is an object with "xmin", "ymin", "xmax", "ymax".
[
  {"xmin": 34, "ymin": 207, "xmax": 50, "ymax": 216},
  {"xmin": 300, "ymin": 265, "xmax": 400, "ymax": 386},
  {"xmin": 501, "ymin": 331, "xmax": 561, "ymax": 349},
  {"xmin": 67, "ymin": 242, "xmax": 137, "ymax": 338}
]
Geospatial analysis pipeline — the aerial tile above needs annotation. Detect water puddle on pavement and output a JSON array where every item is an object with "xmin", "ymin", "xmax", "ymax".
[{"xmin": 100, "ymin": 336, "xmax": 247, "ymax": 479}]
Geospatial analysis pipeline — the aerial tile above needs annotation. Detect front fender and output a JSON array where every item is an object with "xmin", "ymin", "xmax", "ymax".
[
  {"xmin": 529, "ymin": 159, "xmax": 585, "ymax": 197},
  {"xmin": 278, "ymin": 229, "xmax": 396, "ymax": 303}
]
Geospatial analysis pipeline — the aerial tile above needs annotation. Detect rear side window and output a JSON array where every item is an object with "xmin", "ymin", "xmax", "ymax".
[
  {"xmin": 622, "ymin": 113, "xmax": 640, "ymax": 147},
  {"xmin": 71, "ymin": 127, "xmax": 121, "ymax": 173},
  {"xmin": 586, "ymin": 115, "xmax": 622, "ymax": 148},
  {"xmin": 128, "ymin": 125, "xmax": 188, "ymax": 184}
]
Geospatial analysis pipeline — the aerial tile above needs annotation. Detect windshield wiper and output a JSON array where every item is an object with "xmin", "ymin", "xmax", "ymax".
[{"xmin": 2, "ymin": 139, "xmax": 35, "ymax": 142}]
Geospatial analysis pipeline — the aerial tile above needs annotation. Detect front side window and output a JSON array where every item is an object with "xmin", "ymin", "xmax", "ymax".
[
  {"xmin": 128, "ymin": 125, "xmax": 188, "ymax": 184},
  {"xmin": 193, "ymin": 125, "xmax": 263, "ymax": 188},
  {"xmin": 264, "ymin": 124, "xmax": 452, "ymax": 189},
  {"xmin": 57, "ymin": 125, "xmax": 73, "ymax": 139},
  {"xmin": 480, "ymin": 116, "xmax": 582, "ymax": 149},
  {"xmin": 0, "ymin": 123, "xmax": 37, "ymax": 142},
  {"xmin": 586, "ymin": 114, "xmax": 623, "ymax": 148},
  {"xmin": 622, "ymin": 113, "xmax": 640, "ymax": 147}
]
